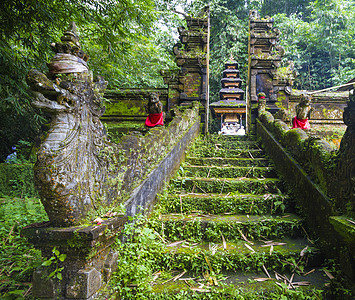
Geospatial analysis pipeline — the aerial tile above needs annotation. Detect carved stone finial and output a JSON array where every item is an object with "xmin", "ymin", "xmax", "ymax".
[{"xmin": 48, "ymin": 21, "xmax": 89, "ymax": 74}]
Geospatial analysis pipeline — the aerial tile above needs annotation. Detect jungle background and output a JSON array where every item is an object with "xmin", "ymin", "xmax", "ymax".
[
  {"xmin": 1, "ymin": 0, "xmax": 355, "ymax": 162},
  {"xmin": 1, "ymin": 0, "xmax": 355, "ymax": 298}
]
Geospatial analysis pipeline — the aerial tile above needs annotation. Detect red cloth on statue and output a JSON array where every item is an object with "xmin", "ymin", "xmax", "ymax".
[
  {"xmin": 292, "ymin": 117, "xmax": 310, "ymax": 129},
  {"xmin": 145, "ymin": 112, "xmax": 164, "ymax": 127}
]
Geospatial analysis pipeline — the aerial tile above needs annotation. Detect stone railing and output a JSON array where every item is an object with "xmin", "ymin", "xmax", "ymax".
[
  {"xmin": 22, "ymin": 103, "xmax": 200, "ymax": 299},
  {"xmin": 256, "ymin": 93, "xmax": 355, "ymax": 283}
]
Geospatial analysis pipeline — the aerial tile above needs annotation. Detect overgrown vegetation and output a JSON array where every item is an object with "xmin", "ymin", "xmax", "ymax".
[
  {"xmin": 0, "ymin": 196, "xmax": 48, "ymax": 298},
  {"xmin": 2, "ymin": 0, "xmax": 354, "ymax": 161}
]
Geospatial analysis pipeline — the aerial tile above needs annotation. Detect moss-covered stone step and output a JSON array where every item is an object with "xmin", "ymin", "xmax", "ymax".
[
  {"xmin": 187, "ymin": 148, "xmax": 265, "ymax": 159},
  {"xmin": 149, "ymin": 268, "xmax": 327, "ymax": 299},
  {"xmin": 207, "ymin": 134, "xmax": 257, "ymax": 143},
  {"xmin": 105, "ymin": 121, "xmax": 147, "ymax": 136},
  {"xmin": 209, "ymin": 139, "xmax": 260, "ymax": 148},
  {"xmin": 194, "ymin": 140, "xmax": 261, "ymax": 151},
  {"xmin": 185, "ymin": 157, "xmax": 273, "ymax": 167},
  {"xmin": 155, "ymin": 238, "xmax": 320, "ymax": 274},
  {"xmin": 183, "ymin": 165, "xmax": 276, "ymax": 179},
  {"xmin": 171, "ymin": 177, "xmax": 282, "ymax": 194},
  {"xmin": 149, "ymin": 213, "xmax": 303, "ymax": 242},
  {"xmin": 158, "ymin": 193, "xmax": 291, "ymax": 215}
]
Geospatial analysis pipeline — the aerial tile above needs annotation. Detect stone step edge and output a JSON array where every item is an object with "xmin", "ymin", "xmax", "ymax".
[
  {"xmin": 186, "ymin": 157, "xmax": 270, "ymax": 161},
  {"xmin": 165, "ymin": 192, "xmax": 288, "ymax": 200},
  {"xmin": 162, "ymin": 238, "xmax": 315, "ymax": 256},
  {"xmin": 175, "ymin": 177, "xmax": 280, "ymax": 182},
  {"xmin": 183, "ymin": 165, "xmax": 274, "ymax": 170},
  {"xmin": 151, "ymin": 269, "xmax": 328, "ymax": 295},
  {"xmin": 158, "ymin": 213, "xmax": 301, "ymax": 223}
]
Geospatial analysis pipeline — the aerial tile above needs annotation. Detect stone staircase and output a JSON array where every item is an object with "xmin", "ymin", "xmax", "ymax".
[{"xmin": 147, "ymin": 134, "xmax": 329, "ymax": 298}]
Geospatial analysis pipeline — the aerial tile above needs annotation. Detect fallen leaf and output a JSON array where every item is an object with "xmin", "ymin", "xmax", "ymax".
[
  {"xmin": 293, "ymin": 281, "xmax": 311, "ymax": 286},
  {"xmin": 300, "ymin": 246, "xmax": 308, "ymax": 257},
  {"xmin": 303, "ymin": 269, "xmax": 315, "ymax": 276},
  {"xmin": 244, "ymin": 243, "xmax": 255, "ymax": 253},
  {"xmin": 103, "ymin": 211, "xmax": 117, "ymax": 218},
  {"xmin": 190, "ymin": 287, "xmax": 210, "ymax": 292},
  {"xmin": 173, "ymin": 271, "xmax": 187, "ymax": 282},
  {"xmin": 261, "ymin": 242, "xmax": 286, "ymax": 247},
  {"xmin": 238, "ymin": 228, "xmax": 254, "ymax": 245},
  {"xmin": 166, "ymin": 240, "xmax": 185, "ymax": 247},
  {"xmin": 254, "ymin": 277, "xmax": 272, "ymax": 282},
  {"xmin": 262, "ymin": 265, "xmax": 271, "ymax": 278},
  {"xmin": 151, "ymin": 271, "xmax": 161, "ymax": 283},
  {"xmin": 221, "ymin": 233, "xmax": 227, "ymax": 250},
  {"xmin": 323, "ymin": 269, "xmax": 335, "ymax": 280}
]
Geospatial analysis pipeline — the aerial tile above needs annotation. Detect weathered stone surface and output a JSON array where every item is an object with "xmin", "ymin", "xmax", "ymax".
[
  {"xmin": 256, "ymin": 119, "xmax": 354, "ymax": 280},
  {"xmin": 247, "ymin": 9, "xmax": 295, "ymax": 131},
  {"xmin": 102, "ymin": 88, "xmax": 168, "ymax": 122},
  {"xmin": 26, "ymin": 23, "xmax": 130, "ymax": 227},
  {"xmin": 33, "ymin": 267, "xmax": 61, "ymax": 298},
  {"xmin": 162, "ymin": 12, "xmax": 209, "ymax": 129},
  {"xmin": 66, "ymin": 267, "xmax": 101, "ymax": 299},
  {"xmin": 335, "ymin": 89, "xmax": 355, "ymax": 218},
  {"xmin": 272, "ymin": 119, "xmax": 289, "ymax": 142},
  {"xmin": 290, "ymin": 90, "xmax": 348, "ymax": 126},
  {"xmin": 22, "ymin": 216, "xmax": 126, "ymax": 299}
]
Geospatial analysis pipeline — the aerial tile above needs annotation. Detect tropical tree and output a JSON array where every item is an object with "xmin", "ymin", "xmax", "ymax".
[{"xmin": 0, "ymin": 0, "xmax": 158, "ymax": 161}]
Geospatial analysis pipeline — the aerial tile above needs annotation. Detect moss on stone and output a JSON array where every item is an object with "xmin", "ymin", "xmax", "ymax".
[{"xmin": 329, "ymin": 216, "xmax": 355, "ymax": 245}]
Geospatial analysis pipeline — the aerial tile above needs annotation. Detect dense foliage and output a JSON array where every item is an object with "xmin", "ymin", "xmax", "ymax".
[
  {"xmin": 0, "ymin": 0, "xmax": 178, "ymax": 162},
  {"xmin": 1, "ymin": 0, "xmax": 355, "ymax": 160},
  {"xmin": 0, "ymin": 196, "xmax": 48, "ymax": 298}
]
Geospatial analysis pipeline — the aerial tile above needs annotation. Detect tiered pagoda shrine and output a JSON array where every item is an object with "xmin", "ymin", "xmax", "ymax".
[{"xmin": 210, "ymin": 57, "xmax": 246, "ymax": 135}]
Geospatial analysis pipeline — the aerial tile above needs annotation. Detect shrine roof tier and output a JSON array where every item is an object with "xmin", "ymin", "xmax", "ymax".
[
  {"xmin": 224, "ymin": 60, "xmax": 239, "ymax": 69},
  {"xmin": 223, "ymin": 69, "xmax": 240, "ymax": 78},
  {"xmin": 250, "ymin": 18, "xmax": 274, "ymax": 25},
  {"xmin": 221, "ymin": 77, "xmax": 242, "ymax": 88},
  {"xmin": 220, "ymin": 88, "xmax": 245, "ymax": 100},
  {"xmin": 210, "ymin": 99, "xmax": 246, "ymax": 108}
]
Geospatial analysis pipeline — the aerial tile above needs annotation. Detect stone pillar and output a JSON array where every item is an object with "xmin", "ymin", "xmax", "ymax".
[
  {"xmin": 163, "ymin": 11, "xmax": 209, "ymax": 129},
  {"xmin": 22, "ymin": 216, "xmax": 127, "ymax": 299},
  {"xmin": 335, "ymin": 89, "xmax": 355, "ymax": 216},
  {"xmin": 247, "ymin": 10, "xmax": 295, "ymax": 130}
]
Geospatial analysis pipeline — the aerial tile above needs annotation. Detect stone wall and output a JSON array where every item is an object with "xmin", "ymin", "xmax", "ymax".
[
  {"xmin": 102, "ymin": 88, "xmax": 169, "ymax": 122},
  {"xmin": 256, "ymin": 107, "xmax": 355, "ymax": 283},
  {"xmin": 290, "ymin": 90, "xmax": 349, "ymax": 128}
]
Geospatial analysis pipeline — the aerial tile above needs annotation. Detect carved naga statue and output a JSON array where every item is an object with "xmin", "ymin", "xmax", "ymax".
[{"xmin": 27, "ymin": 23, "xmax": 121, "ymax": 226}]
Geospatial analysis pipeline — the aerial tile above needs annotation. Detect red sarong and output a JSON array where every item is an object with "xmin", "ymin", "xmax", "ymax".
[
  {"xmin": 145, "ymin": 112, "xmax": 164, "ymax": 127},
  {"xmin": 292, "ymin": 117, "xmax": 310, "ymax": 129}
]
